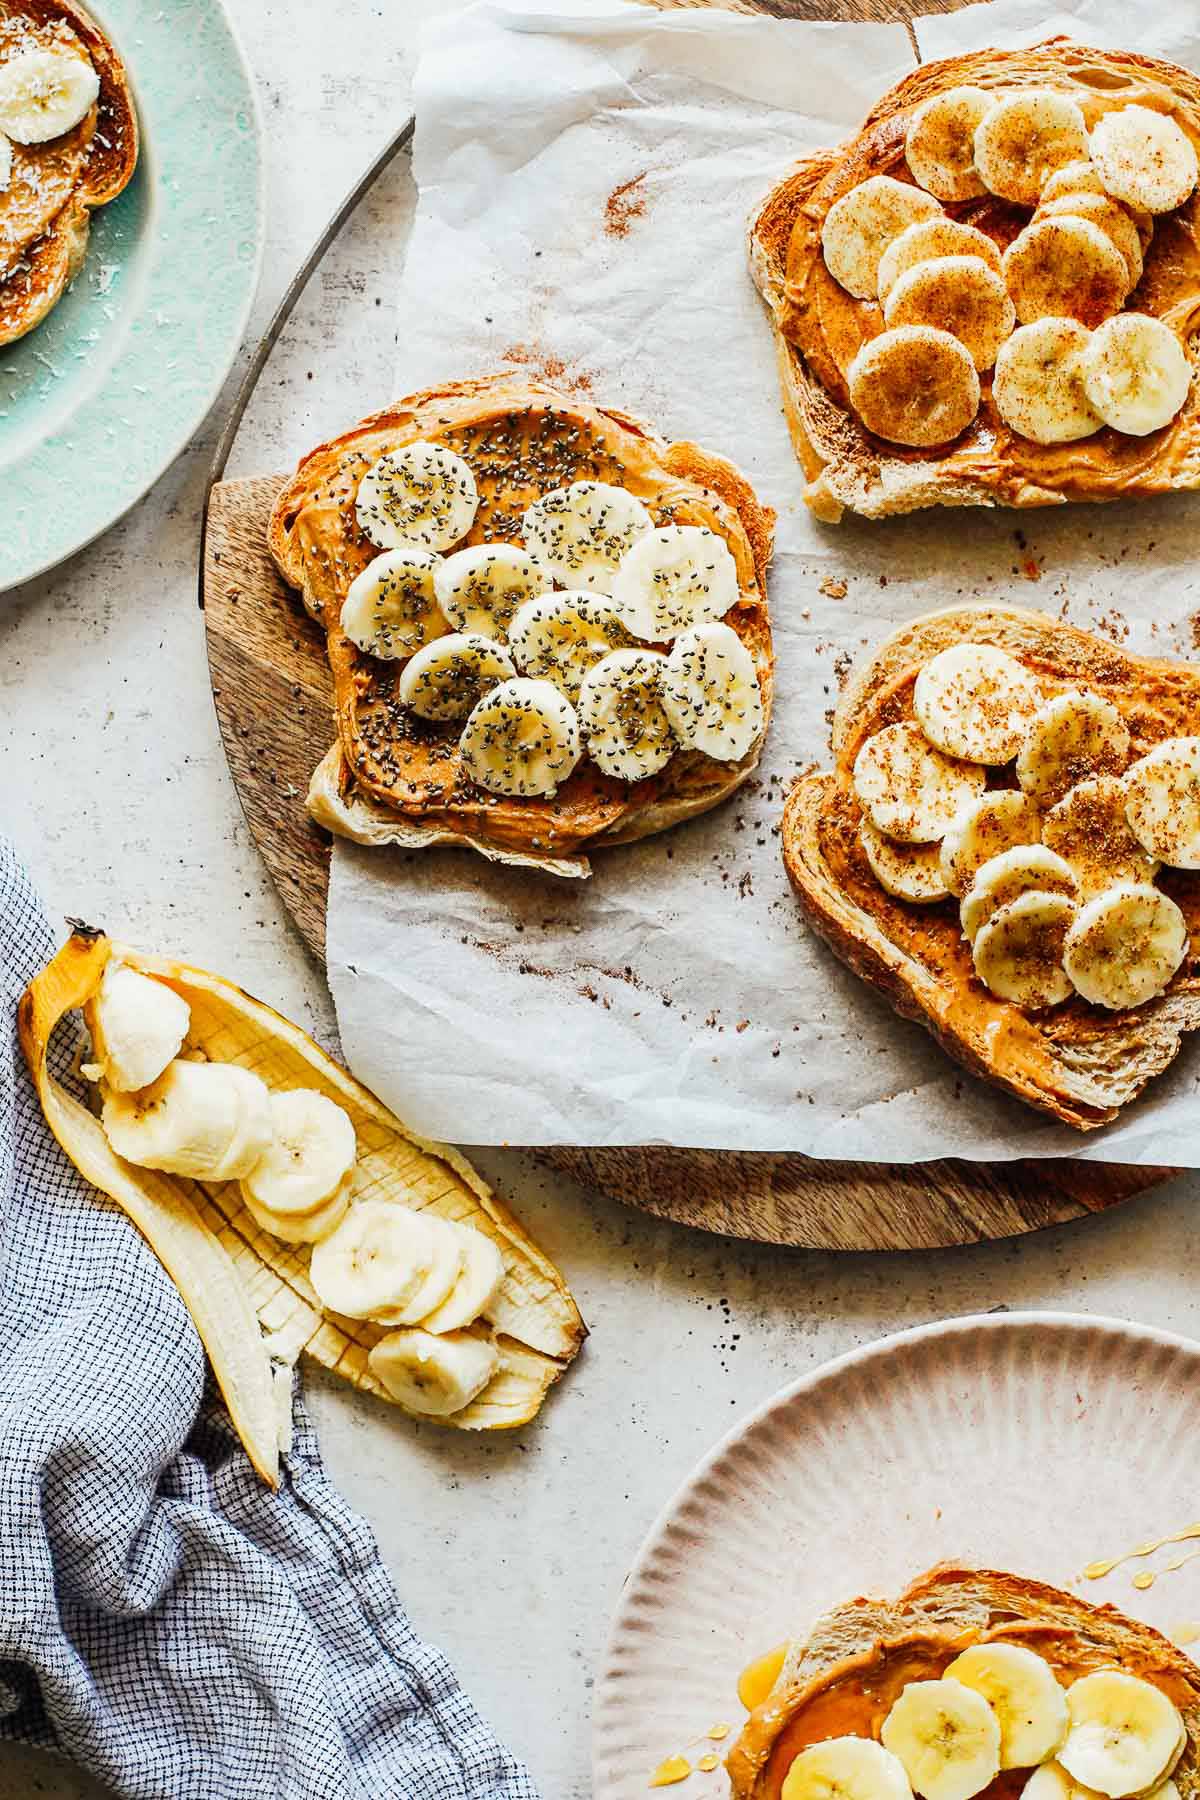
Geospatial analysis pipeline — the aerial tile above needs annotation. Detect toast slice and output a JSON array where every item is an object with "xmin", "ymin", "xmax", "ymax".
[
  {"xmin": 748, "ymin": 42, "xmax": 1200, "ymax": 522},
  {"xmin": 781, "ymin": 606, "xmax": 1200, "ymax": 1130},
  {"xmin": 269, "ymin": 374, "xmax": 775, "ymax": 875},
  {"xmin": 728, "ymin": 1563, "xmax": 1200, "ymax": 1799}
]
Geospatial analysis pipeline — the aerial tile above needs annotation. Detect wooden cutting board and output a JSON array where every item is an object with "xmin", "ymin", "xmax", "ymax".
[{"xmin": 200, "ymin": 0, "xmax": 1177, "ymax": 1251}]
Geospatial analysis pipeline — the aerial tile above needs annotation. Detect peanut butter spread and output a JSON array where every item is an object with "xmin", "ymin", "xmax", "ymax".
[{"xmin": 783, "ymin": 45, "xmax": 1200, "ymax": 501}]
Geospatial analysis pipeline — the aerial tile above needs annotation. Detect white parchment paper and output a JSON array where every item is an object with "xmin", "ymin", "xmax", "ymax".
[{"xmin": 327, "ymin": 0, "xmax": 1200, "ymax": 1162}]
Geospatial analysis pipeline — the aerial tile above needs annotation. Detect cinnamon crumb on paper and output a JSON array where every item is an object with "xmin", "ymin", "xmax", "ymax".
[
  {"xmin": 501, "ymin": 342, "xmax": 594, "ymax": 393},
  {"xmin": 604, "ymin": 172, "xmax": 648, "ymax": 238}
]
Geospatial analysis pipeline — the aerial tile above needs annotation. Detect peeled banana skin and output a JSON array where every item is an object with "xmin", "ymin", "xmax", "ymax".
[{"xmin": 18, "ymin": 930, "xmax": 587, "ymax": 1479}]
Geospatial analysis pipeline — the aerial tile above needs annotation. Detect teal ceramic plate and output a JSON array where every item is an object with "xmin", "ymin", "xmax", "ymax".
[{"xmin": 0, "ymin": 0, "xmax": 263, "ymax": 591}]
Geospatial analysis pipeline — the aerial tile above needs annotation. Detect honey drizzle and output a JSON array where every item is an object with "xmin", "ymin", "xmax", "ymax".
[
  {"xmin": 1132, "ymin": 1547, "xmax": 1200, "ymax": 1591},
  {"xmin": 1083, "ymin": 1522, "xmax": 1200, "ymax": 1581}
]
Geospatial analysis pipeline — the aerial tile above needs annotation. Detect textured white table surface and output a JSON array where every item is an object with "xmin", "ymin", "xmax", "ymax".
[{"xmin": 2, "ymin": 3, "xmax": 1200, "ymax": 1797}]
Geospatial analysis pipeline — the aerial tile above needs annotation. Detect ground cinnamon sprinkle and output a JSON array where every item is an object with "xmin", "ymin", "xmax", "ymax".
[
  {"xmin": 604, "ymin": 172, "xmax": 648, "ymax": 238},
  {"xmin": 500, "ymin": 342, "xmax": 593, "ymax": 393}
]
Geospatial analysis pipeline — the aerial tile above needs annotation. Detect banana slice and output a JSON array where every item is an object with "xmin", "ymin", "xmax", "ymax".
[
  {"xmin": 972, "ymin": 890, "xmax": 1076, "ymax": 1008},
  {"xmin": 355, "ymin": 442, "xmax": 478, "ymax": 552},
  {"xmin": 1063, "ymin": 883, "xmax": 1189, "ymax": 1010},
  {"xmin": 610, "ymin": 523, "xmax": 740, "ymax": 642},
  {"xmin": 1003, "ymin": 217, "xmax": 1129, "ymax": 328},
  {"xmin": 0, "ymin": 133, "xmax": 10, "ymax": 193},
  {"xmin": 0, "ymin": 45, "xmax": 99, "ymax": 144},
  {"xmin": 1016, "ymin": 691, "xmax": 1132, "ymax": 806},
  {"xmin": 340, "ymin": 548, "xmax": 448, "ymax": 660},
  {"xmin": 309, "ymin": 1198, "xmax": 459, "ymax": 1324},
  {"xmin": 877, "ymin": 217, "xmax": 1003, "ymax": 302},
  {"xmin": 661, "ymin": 621, "xmax": 764, "ymax": 763},
  {"xmin": 945, "ymin": 1642, "xmax": 1068, "ymax": 1769},
  {"xmin": 853, "ymin": 721, "xmax": 986, "ymax": 844},
  {"xmin": 1060, "ymin": 1672, "xmax": 1185, "ymax": 1798},
  {"xmin": 1028, "ymin": 1769, "xmax": 1180, "ymax": 1800},
  {"xmin": 241, "ymin": 1182, "xmax": 351, "ymax": 1248},
  {"xmin": 102, "ymin": 1059, "xmax": 272, "ymax": 1181},
  {"xmin": 860, "ymin": 816, "xmax": 950, "ymax": 903},
  {"xmin": 820, "ymin": 174, "xmax": 942, "ymax": 300},
  {"xmin": 882, "ymin": 1678, "xmax": 1001, "ymax": 1800},
  {"xmin": 1124, "ymin": 737, "xmax": 1200, "ymax": 868},
  {"xmin": 1035, "ymin": 192, "xmax": 1143, "ymax": 289},
  {"xmin": 993, "ymin": 319, "xmax": 1103, "ymax": 445},
  {"xmin": 904, "ymin": 86, "xmax": 996, "ymax": 203},
  {"xmin": 883, "ymin": 256, "xmax": 1015, "ymax": 372},
  {"xmin": 367, "ymin": 1327, "xmax": 499, "ymax": 1419},
  {"xmin": 1041, "ymin": 163, "xmax": 1154, "ymax": 248},
  {"xmin": 914, "ymin": 643, "xmax": 1044, "ymax": 764},
  {"xmin": 397, "ymin": 632, "xmax": 515, "ymax": 720},
  {"xmin": 419, "ymin": 1223, "xmax": 506, "ymax": 1333},
  {"xmin": 974, "ymin": 91, "xmax": 1090, "ymax": 206},
  {"xmin": 960, "ymin": 845, "xmax": 1078, "ymax": 945},
  {"xmin": 781, "ymin": 1736, "xmax": 915, "ymax": 1800},
  {"xmin": 507, "ymin": 591, "xmax": 635, "ymax": 702},
  {"xmin": 1079, "ymin": 314, "xmax": 1192, "ymax": 436},
  {"xmin": 578, "ymin": 648, "xmax": 676, "ymax": 781},
  {"xmin": 1090, "ymin": 105, "xmax": 1199, "ymax": 215},
  {"xmin": 939, "ymin": 790, "xmax": 1042, "ymax": 898},
  {"xmin": 240, "ymin": 1089, "xmax": 356, "ymax": 1218},
  {"xmin": 1043, "ymin": 775, "xmax": 1160, "ymax": 897},
  {"xmin": 847, "ymin": 325, "xmax": 980, "ymax": 448},
  {"xmin": 432, "ymin": 542, "xmax": 548, "ymax": 637},
  {"xmin": 459, "ymin": 676, "xmax": 582, "ymax": 797},
  {"xmin": 83, "ymin": 961, "xmax": 190, "ymax": 1093},
  {"xmin": 522, "ymin": 480, "xmax": 652, "ymax": 594}
]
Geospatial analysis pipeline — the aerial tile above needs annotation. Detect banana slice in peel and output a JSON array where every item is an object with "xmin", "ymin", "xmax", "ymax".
[
  {"xmin": 993, "ymin": 320, "xmax": 1103, "ymax": 446},
  {"xmin": 782, "ymin": 1736, "xmax": 914, "ymax": 1800},
  {"xmin": 19, "ymin": 931, "xmax": 586, "ymax": 1458},
  {"xmin": 945, "ymin": 1641, "xmax": 1067, "ymax": 1769},
  {"xmin": 848, "ymin": 326, "xmax": 980, "ymax": 448},
  {"xmin": 578, "ymin": 648, "xmax": 676, "ymax": 781},
  {"xmin": 1043, "ymin": 775, "xmax": 1160, "ymax": 897},
  {"xmin": 459, "ymin": 676, "xmax": 582, "ymax": 797},
  {"xmin": 882, "ymin": 1677, "xmax": 1001, "ymax": 1800},
  {"xmin": 241, "ymin": 1089, "xmax": 356, "ymax": 1218},
  {"xmin": 1063, "ymin": 882, "xmax": 1189, "ymax": 1010},
  {"xmin": 914, "ymin": 643, "xmax": 1044, "ymax": 764},
  {"xmin": 904, "ymin": 86, "xmax": 995, "ymax": 203},
  {"xmin": 369, "ymin": 1329, "xmax": 499, "ymax": 1418},
  {"xmin": 340, "ymin": 548, "xmax": 447, "ymax": 660},
  {"xmin": 1124, "ymin": 737, "xmax": 1200, "ymax": 868},
  {"xmin": 522, "ymin": 480, "xmax": 652, "ymax": 593},
  {"xmin": 877, "ymin": 218, "xmax": 1003, "ymax": 302},
  {"xmin": 974, "ymin": 91, "xmax": 1090, "ymax": 206},
  {"xmin": 1059, "ymin": 1672, "xmax": 1184, "ymax": 1798},
  {"xmin": 611, "ymin": 523, "xmax": 740, "ymax": 642},
  {"xmin": 398, "ymin": 632, "xmax": 515, "ymax": 721},
  {"xmin": 1003, "ymin": 217, "xmax": 1129, "ymax": 328},
  {"xmin": 821, "ymin": 174, "xmax": 942, "ymax": 300},
  {"xmin": 860, "ymin": 816, "xmax": 950, "ymax": 904},
  {"xmin": 854, "ymin": 720, "xmax": 986, "ymax": 844},
  {"xmin": 884, "ymin": 256, "xmax": 1015, "ymax": 373},
  {"xmin": 973, "ymin": 890, "xmax": 1076, "ymax": 1007},
  {"xmin": 1090, "ymin": 106, "xmax": 1199, "ymax": 216},
  {"xmin": 103, "ymin": 1060, "xmax": 272, "ymax": 1181},
  {"xmin": 1080, "ymin": 314, "xmax": 1192, "ymax": 437},
  {"xmin": 0, "ymin": 45, "xmax": 99, "ymax": 144},
  {"xmin": 433, "ymin": 542, "xmax": 547, "ymax": 637},
  {"xmin": 661, "ymin": 620, "xmax": 764, "ymax": 763},
  {"xmin": 355, "ymin": 442, "xmax": 478, "ymax": 552},
  {"xmin": 960, "ymin": 845, "xmax": 1078, "ymax": 945},
  {"xmin": 420, "ymin": 1222, "xmax": 505, "ymax": 1334},
  {"xmin": 1017, "ymin": 691, "xmax": 1132, "ymax": 807},
  {"xmin": 508, "ymin": 591, "xmax": 634, "ymax": 702},
  {"xmin": 83, "ymin": 959, "xmax": 190, "ymax": 1092},
  {"xmin": 940, "ymin": 790, "xmax": 1042, "ymax": 898},
  {"xmin": 310, "ymin": 1199, "xmax": 463, "ymax": 1326}
]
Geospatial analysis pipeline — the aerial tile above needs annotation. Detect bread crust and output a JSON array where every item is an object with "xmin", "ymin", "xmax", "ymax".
[
  {"xmin": 269, "ymin": 374, "xmax": 776, "ymax": 876},
  {"xmin": 780, "ymin": 606, "xmax": 1200, "ymax": 1130},
  {"xmin": 748, "ymin": 42, "xmax": 1200, "ymax": 522}
]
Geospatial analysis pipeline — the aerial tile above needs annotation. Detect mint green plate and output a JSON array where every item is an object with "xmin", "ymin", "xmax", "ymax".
[{"xmin": 0, "ymin": 0, "xmax": 263, "ymax": 591}]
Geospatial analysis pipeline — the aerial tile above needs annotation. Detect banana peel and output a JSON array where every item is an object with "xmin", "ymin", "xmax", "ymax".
[{"xmin": 19, "ymin": 930, "xmax": 586, "ymax": 1480}]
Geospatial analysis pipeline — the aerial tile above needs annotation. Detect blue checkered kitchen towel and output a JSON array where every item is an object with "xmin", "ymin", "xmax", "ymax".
[{"xmin": 0, "ymin": 834, "xmax": 539, "ymax": 1800}]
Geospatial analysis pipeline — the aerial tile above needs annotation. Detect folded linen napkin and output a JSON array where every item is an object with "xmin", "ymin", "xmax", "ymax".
[{"xmin": 0, "ymin": 833, "xmax": 537, "ymax": 1800}]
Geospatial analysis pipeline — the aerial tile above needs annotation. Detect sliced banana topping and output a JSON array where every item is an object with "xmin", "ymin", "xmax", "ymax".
[
  {"xmin": 1059, "ymin": 1671, "xmax": 1185, "ymax": 1798},
  {"xmin": 433, "ymin": 542, "xmax": 548, "ymax": 637},
  {"xmin": 1027, "ymin": 1768, "xmax": 1180, "ymax": 1800},
  {"xmin": 945, "ymin": 1642, "xmax": 1068, "ymax": 1770},
  {"xmin": 1063, "ymin": 882, "xmax": 1189, "ymax": 1010},
  {"xmin": 102, "ymin": 1059, "xmax": 273, "ymax": 1181},
  {"xmin": 240, "ymin": 1089, "xmax": 356, "ymax": 1219},
  {"xmin": 0, "ymin": 45, "xmax": 99, "ymax": 144},
  {"xmin": 860, "ymin": 816, "xmax": 950, "ymax": 904},
  {"xmin": 974, "ymin": 90, "xmax": 1090, "ymax": 206},
  {"xmin": 781, "ymin": 1736, "xmax": 914, "ymax": 1800},
  {"xmin": 459, "ymin": 676, "xmax": 582, "ymax": 798},
  {"xmin": 578, "ymin": 648, "xmax": 676, "ymax": 782},
  {"xmin": 419, "ymin": 1223, "xmax": 505, "ymax": 1334},
  {"xmin": 960, "ymin": 844, "xmax": 1078, "ymax": 945},
  {"xmin": 940, "ymin": 790, "xmax": 1042, "ymax": 898},
  {"xmin": 914, "ymin": 643, "xmax": 1044, "ymax": 764},
  {"xmin": 611, "ymin": 523, "xmax": 740, "ymax": 642},
  {"xmin": 1016, "ymin": 691, "xmax": 1132, "ymax": 806},
  {"xmin": 993, "ymin": 319, "xmax": 1103, "ymax": 445},
  {"xmin": 522, "ymin": 480, "xmax": 652, "ymax": 594},
  {"xmin": 1090, "ymin": 105, "xmax": 1199, "ymax": 215},
  {"xmin": 397, "ymin": 632, "xmax": 516, "ymax": 721},
  {"xmin": 847, "ymin": 325, "xmax": 980, "ymax": 448},
  {"xmin": 661, "ymin": 621, "xmax": 764, "ymax": 764},
  {"xmin": 508, "ymin": 590, "xmax": 635, "ymax": 702},
  {"xmin": 1003, "ymin": 216, "xmax": 1128, "ymax": 328},
  {"xmin": 1124, "ymin": 737, "xmax": 1200, "ymax": 868},
  {"xmin": 367, "ymin": 1327, "xmax": 499, "ymax": 1419},
  {"xmin": 882, "ymin": 1677, "xmax": 1001, "ymax": 1800},
  {"xmin": 972, "ymin": 890, "xmax": 1076, "ymax": 1008},
  {"xmin": 904, "ymin": 86, "xmax": 996, "ymax": 203},
  {"xmin": 83, "ymin": 962, "xmax": 190, "ymax": 1093},
  {"xmin": 1080, "ymin": 314, "xmax": 1192, "ymax": 436},
  {"xmin": 1043, "ymin": 774, "xmax": 1160, "ymax": 897},
  {"xmin": 355, "ymin": 442, "xmax": 479, "ymax": 552},
  {"xmin": 1034, "ymin": 192, "xmax": 1143, "ymax": 290},
  {"xmin": 340, "ymin": 548, "xmax": 447, "ymax": 661},
  {"xmin": 309, "ymin": 1198, "xmax": 457, "ymax": 1323},
  {"xmin": 877, "ymin": 217, "xmax": 1003, "ymax": 301},
  {"xmin": 820, "ymin": 174, "xmax": 941, "ymax": 300},
  {"xmin": 1041, "ymin": 160, "xmax": 1108, "ymax": 204},
  {"xmin": 883, "ymin": 255, "xmax": 1015, "ymax": 373},
  {"xmin": 854, "ymin": 721, "xmax": 986, "ymax": 844}
]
